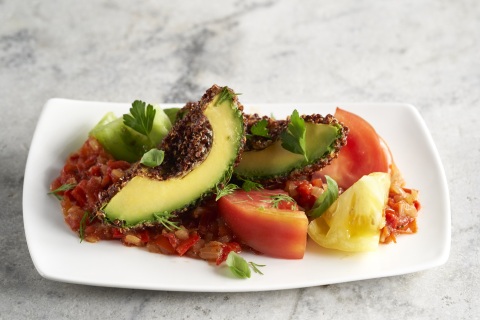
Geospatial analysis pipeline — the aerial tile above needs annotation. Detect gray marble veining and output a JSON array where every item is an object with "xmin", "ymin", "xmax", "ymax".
[{"xmin": 1, "ymin": 0, "xmax": 479, "ymax": 319}]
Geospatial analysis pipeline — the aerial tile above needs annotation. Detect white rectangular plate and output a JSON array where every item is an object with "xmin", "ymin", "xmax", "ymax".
[{"xmin": 23, "ymin": 99, "xmax": 450, "ymax": 292}]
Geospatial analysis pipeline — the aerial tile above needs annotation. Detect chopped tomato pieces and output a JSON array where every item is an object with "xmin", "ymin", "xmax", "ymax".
[
  {"xmin": 176, "ymin": 234, "xmax": 200, "ymax": 256},
  {"xmin": 153, "ymin": 235, "xmax": 177, "ymax": 255},
  {"xmin": 216, "ymin": 242, "xmax": 242, "ymax": 265}
]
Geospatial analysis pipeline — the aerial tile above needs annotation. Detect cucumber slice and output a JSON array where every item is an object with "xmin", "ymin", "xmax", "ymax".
[{"xmin": 89, "ymin": 105, "xmax": 172, "ymax": 162}]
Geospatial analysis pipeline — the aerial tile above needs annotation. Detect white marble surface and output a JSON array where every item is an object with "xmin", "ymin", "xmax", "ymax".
[{"xmin": 1, "ymin": 0, "xmax": 479, "ymax": 319}]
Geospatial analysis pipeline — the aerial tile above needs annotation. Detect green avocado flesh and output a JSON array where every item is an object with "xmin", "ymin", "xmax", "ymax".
[
  {"xmin": 102, "ymin": 92, "xmax": 244, "ymax": 227},
  {"xmin": 234, "ymin": 122, "xmax": 340, "ymax": 179},
  {"xmin": 89, "ymin": 106, "xmax": 172, "ymax": 163}
]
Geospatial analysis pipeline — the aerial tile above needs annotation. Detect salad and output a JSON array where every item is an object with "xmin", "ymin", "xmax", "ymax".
[{"xmin": 49, "ymin": 85, "xmax": 420, "ymax": 278}]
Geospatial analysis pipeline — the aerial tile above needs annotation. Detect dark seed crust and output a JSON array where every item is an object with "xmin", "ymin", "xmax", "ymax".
[
  {"xmin": 244, "ymin": 114, "xmax": 287, "ymax": 151},
  {"xmin": 161, "ymin": 104, "xmax": 213, "ymax": 178}
]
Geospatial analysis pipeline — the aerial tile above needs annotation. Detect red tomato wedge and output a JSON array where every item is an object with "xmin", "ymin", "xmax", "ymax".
[
  {"xmin": 218, "ymin": 190, "xmax": 308, "ymax": 259},
  {"xmin": 320, "ymin": 108, "xmax": 392, "ymax": 190}
]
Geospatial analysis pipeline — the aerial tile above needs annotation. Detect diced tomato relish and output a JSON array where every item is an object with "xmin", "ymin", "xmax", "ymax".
[
  {"xmin": 51, "ymin": 137, "xmax": 420, "ymax": 262},
  {"xmin": 50, "ymin": 137, "xmax": 244, "ymax": 262}
]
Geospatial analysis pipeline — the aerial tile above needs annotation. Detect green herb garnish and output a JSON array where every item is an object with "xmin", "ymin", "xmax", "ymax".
[
  {"xmin": 215, "ymin": 87, "xmax": 240, "ymax": 107},
  {"xmin": 226, "ymin": 252, "xmax": 266, "ymax": 279},
  {"xmin": 240, "ymin": 178, "xmax": 264, "ymax": 192},
  {"xmin": 79, "ymin": 211, "xmax": 89, "ymax": 242},
  {"xmin": 263, "ymin": 194, "xmax": 298, "ymax": 210},
  {"xmin": 249, "ymin": 119, "xmax": 270, "ymax": 138},
  {"xmin": 215, "ymin": 183, "xmax": 239, "ymax": 201},
  {"xmin": 226, "ymin": 252, "xmax": 251, "ymax": 278},
  {"xmin": 140, "ymin": 148, "xmax": 165, "ymax": 167},
  {"xmin": 280, "ymin": 109, "xmax": 308, "ymax": 161},
  {"xmin": 153, "ymin": 211, "xmax": 180, "ymax": 231},
  {"xmin": 249, "ymin": 262, "xmax": 266, "ymax": 275},
  {"xmin": 123, "ymin": 100, "xmax": 156, "ymax": 145},
  {"xmin": 48, "ymin": 183, "xmax": 76, "ymax": 200},
  {"xmin": 307, "ymin": 176, "xmax": 338, "ymax": 219}
]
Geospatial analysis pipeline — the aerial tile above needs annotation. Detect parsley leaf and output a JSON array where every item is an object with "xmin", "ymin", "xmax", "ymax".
[
  {"xmin": 249, "ymin": 119, "xmax": 270, "ymax": 138},
  {"xmin": 307, "ymin": 176, "xmax": 339, "ymax": 219},
  {"xmin": 215, "ymin": 183, "xmax": 239, "ymax": 201},
  {"xmin": 123, "ymin": 100, "xmax": 156, "ymax": 140},
  {"xmin": 140, "ymin": 148, "xmax": 165, "ymax": 167},
  {"xmin": 48, "ymin": 183, "xmax": 76, "ymax": 200},
  {"xmin": 280, "ymin": 110, "xmax": 308, "ymax": 161}
]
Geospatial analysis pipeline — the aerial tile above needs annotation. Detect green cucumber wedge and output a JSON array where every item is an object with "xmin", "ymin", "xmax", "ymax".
[{"xmin": 89, "ymin": 105, "xmax": 172, "ymax": 162}]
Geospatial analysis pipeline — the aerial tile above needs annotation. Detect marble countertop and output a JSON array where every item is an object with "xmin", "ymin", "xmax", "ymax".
[{"xmin": 1, "ymin": 0, "xmax": 479, "ymax": 319}]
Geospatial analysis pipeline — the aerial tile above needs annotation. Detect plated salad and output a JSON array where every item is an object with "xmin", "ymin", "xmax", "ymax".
[{"xmin": 49, "ymin": 85, "xmax": 420, "ymax": 278}]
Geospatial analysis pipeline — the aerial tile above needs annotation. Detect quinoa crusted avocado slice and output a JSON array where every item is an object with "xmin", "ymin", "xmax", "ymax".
[
  {"xmin": 97, "ymin": 85, "xmax": 246, "ymax": 228},
  {"xmin": 234, "ymin": 113, "xmax": 348, "ymax": 187}
]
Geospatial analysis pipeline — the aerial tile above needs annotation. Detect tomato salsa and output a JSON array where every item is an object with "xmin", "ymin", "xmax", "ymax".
[
  {"xmin": 51, "ymin": 135, "xmax": 420, "ymax": 262},
  {"xmin": 51, "ymin": 137, "xmax": 245, "ymax": 264}
]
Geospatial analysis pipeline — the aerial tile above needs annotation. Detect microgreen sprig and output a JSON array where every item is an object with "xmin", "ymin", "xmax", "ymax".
[
  {"xmin": 79, "ymin": 211, "xmax": 95, "ymax": 243},
  {"xmin": 215, "ymin": 183, "xmax": 240, "ymax": 201},
  {"xmin": 215, "ymin": 87, "xmax": 240, "ymax": 107},
  {"xmin": 48, "ymin": 183, "xmax": 76, "ymax": 200},
  {"xmin": 249, "ymin": 261, "xmax": 266, "ymax": 275},
  {"xmin": 226, "ymin": 251, "xmax": 266, "ymax": 279},
  {"xmin": 153, "ymin": 211, "xmax": 180, "ymax": 231},
  {"xmin": 263, "ymin": 194, "xmax": 298, "ymax": 210}
]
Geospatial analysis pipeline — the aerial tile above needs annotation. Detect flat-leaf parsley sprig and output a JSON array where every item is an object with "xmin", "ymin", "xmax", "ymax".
[
  {"xmin": 248, "ymin": 119, "xmax": 270, "ymax": 139},
  {"xmin": 280, "ymin": 109, "xmax": 308, "ymax": 161},
  {"xmin": 123, "ymin": 100, "xmax": 156, "ymax": 147}
]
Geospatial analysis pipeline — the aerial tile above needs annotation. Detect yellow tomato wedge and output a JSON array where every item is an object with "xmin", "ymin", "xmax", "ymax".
[{"xmin": 308, "ymin": 172, "xmax": 390, "ymax": 252}]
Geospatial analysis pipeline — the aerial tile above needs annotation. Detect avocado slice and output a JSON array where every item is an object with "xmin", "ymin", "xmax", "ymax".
[
  {"xmin": 89, "ymin": 104, "xmax": 172, "ymax": 163},
  {"xmin": 234, "ymin": 114, "xmax": 347, "ymax": 184},
  {"xmin": 98, "ymin": 85, "xmax": 245, "ymax": 228}
]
